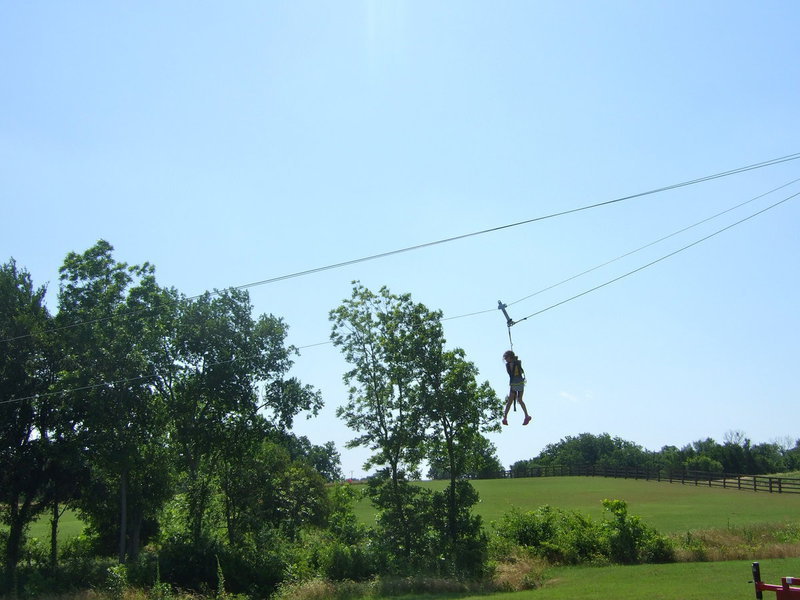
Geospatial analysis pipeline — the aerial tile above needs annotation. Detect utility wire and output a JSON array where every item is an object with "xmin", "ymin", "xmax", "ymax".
[
  {"xmin": 230, "ymin": 152, "xmax": 800, "ymax": 291},
  {"xmin": 4, "ymin": 189, "xmax": 797, "ymax": 406},
  {"xmin": 443, "ymin": 175, "xmax": 800, "ymax": 321},
  {"xmin": 4, "ymin": 151, "xmax": 797, "ymax": 345},
  {"xmin": 511, "ymin": 190, "xmax": 800, "ymax": 324}
]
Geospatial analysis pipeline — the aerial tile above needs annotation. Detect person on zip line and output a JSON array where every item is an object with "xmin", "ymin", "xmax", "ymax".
[{"xmin": 502, "ymin": 350, "xmax": 532, "ymax": 426}]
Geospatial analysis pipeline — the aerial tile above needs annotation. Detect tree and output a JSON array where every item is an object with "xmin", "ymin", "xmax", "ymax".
[
  {"xmin": 0, "ymin": 259, "xmax": 56, "ymax": 595},
  {"xmin": 218, "ymin": 419, "xmax": 329, "ymax": 545},
  {"xmin": 57, "ymin": 241, "xmax": 175, "ymax": 562},
  {"xmin": 157, "ymin": 287, "xmax": 322, "ymax": 546},
  {"xmin": 427, "ymin": 435, "xmax": 503, "ymax": 480},
  {"xmin": 330, "ymin": 283, "xmax": 430, "ymax": 483},
  {"xmin": 330, "ymin": 283, "xmax": 498, "ymax": 576},
  {"xmin": 276, "ymin": 432, "xmax": 343, "ymax": 482},
  {"xmin": 536, "ymin": 433, "xmax": 647, "ymax": 469},
  {"xmin": 330, "ymin": 283, "xmax": 436, "ymax": 569},
  {"xmin": 421, "ymin": 348, "xmax": 499, "ymax": 575}
]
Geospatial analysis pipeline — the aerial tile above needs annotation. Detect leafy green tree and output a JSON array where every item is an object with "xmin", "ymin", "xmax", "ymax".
[
  {"xmin": 330, "ymin": 283, "xmax": 430, "ymax": 483},
  {"xmin": 331, "ymin": 284, "xmax": 443, "ymax": 571},
  {"xmin": 536, "ymin": 433, "xmax": 648, "ymax": 469},
  {"xmin": 57, "ymin": 241, "xmax": 175, "ymax": 562},
  {"xmin": 684, "ymin": 455, "xmax": 724, "ymax": 473},
  {"xmin": 155, "ymin": 287, "xmax": 321, "ymax": 546},
  {"xmin": 0, "ymin": 259, "xmax": 57, "ymax": 595},
  {"xmin": 783, "ymin": 439, "xmax": 800, "ymax": 471},
  {"xmin": 276, "ymin": 432, "xmax": 343, "ymax": 482},
  {"xmin": 749, "ymin": 442, "xmax": 785, "ymax": 474},
  {"xmin": 421, "ymin": 348, "xmax": 499, "ymax": 574},
  {"xmin": 428, "ymin": 435, "xmax": 503, "ymax": 480},
  {"xmin": 331, "ymin": 283, "xmax": 497, "ymax": 576},
  {"xmin": 218, "ymin": 422, "xmax": 329, "ymax": 545},
  {"xmin": 656, "ymin": 445, "xmax": 685, "ymax": 474}
]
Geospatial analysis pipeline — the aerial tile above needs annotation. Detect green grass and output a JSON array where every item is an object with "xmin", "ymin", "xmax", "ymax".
[
  {"xmin": 30, "ymin": 510, "xmax": 85, "ymax": 541},
  {"xmin": 0, "ymin": 509, "xmax": 85, "ymax": 543},
  {"xmin": 276, "ymin": 559, "xmax": 800, "ymax": 600},
  {"xmin": 418, "ymin": 559, "xmax": 800, "ymax": 600},
  {"xmin": 352, "ymin": 476, "xmax": 800, "ymax": 533}
]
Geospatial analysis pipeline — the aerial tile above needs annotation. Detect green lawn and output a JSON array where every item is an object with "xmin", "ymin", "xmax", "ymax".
[
  {"xmin": 17, "ymin": 476, "xmax": 800, "ymax": 545},
  {"xmin": 372, "ymin": 559, "xmax": 800, "ymax": 600},
  {"xmin": 2, "ymin": 510, "xmax": 85, "ymax": 543},
  {"xmin": 353, "ymin": 476, "xmax": 800, "ymax": 533},
  {"xmin": 13, "ymin": 477, "xmax": 800, "ymax": 600}
]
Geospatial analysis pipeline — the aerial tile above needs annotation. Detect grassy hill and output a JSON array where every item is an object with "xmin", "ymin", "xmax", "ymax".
[
  {"xmin": 353, "ymin": 476, "xmax": 800, "ymax": 533},
  {"xmin": 16, "ymin": 475, "xmax": 800, "ymax": 545}
]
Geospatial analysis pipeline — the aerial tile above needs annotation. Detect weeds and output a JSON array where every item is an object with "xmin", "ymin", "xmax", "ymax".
[{"xmin": 672, "ymin": 522, "xmax": 800, "ymax": 562}]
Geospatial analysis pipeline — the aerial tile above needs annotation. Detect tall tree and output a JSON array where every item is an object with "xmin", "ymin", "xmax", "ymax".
[
  {"xmin": 330, "ymin": 283, "xmax": 432, "ymax": 483},
  {"xmin": 330, "ymin": 283, "xmax": 498, "ymax": 575},
  {"xmin": 420, "ymin": 350, "xmax": 499, "ymax": 575},
  {"xmin": 155, "ymin": 288, "xmax": 321, "ymax": 546},
  {"xmin": 57, "ymin": 240, "xmax": 174, "ymax": 562},
  {"xmin": 0, "ymin": 260, "xmax": 57, "ymax": 596},
  {"xmin": 330, "ymin": 284, "xmax": 438, "ymax": 568}
]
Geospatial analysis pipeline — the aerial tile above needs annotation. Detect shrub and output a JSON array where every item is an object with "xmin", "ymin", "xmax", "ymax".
[
  {"xmin": 600, "ymin": 499, "xmax": 674, "ymax": 564},
  {"xmin": 493, "ymin": 500, "xmax": 673, "ymax": 566}
]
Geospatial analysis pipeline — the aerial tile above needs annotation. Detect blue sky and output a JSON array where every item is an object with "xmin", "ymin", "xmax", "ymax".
[{"xmin": 2, "ymin": 1, "xmax": 799, "ymax": 478}]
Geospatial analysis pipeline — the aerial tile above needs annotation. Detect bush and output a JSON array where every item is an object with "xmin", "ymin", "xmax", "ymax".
[
  {"xmin": 494, "ymin": 505, "xmax": 604, "ymax": 565},
  {"xmin": 493, "ymin": 500, "xmax": 673, "ymax": 566},
  {"xmin": 600, "ymin": 499, "xmax": 674, "ymax": 564}
]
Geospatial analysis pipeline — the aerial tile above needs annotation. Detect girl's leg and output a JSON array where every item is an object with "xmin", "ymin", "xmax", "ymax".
[
  {"xmin": 502, "ymin": 392, "xmax": 513, "ymax": 424},
  {"xmin": 517, "ymin": 390, "xmax": 532, "ymax": 424}
]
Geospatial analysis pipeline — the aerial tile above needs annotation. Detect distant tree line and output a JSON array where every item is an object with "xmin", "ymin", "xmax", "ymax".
[
  {"xmin": 1, "ymin": 246, "xmax": 501, "ymax": 597},
  {"xmin": 509, "ymin": 432, "xmax": 800, "ymax": 477}
]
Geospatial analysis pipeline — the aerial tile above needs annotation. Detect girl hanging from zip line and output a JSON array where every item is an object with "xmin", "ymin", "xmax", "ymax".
[{"xmin": 502, "ymin": 350, "xmax": 532, "ymax": 426}]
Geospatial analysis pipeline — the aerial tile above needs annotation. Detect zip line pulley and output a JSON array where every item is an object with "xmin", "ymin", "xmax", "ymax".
[{"xmin": 498, "ymin": 300, "xmax": 515, "ymax": 350}]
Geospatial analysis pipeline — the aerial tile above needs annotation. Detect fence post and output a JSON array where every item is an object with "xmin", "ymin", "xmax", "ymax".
[{"xmin": 752, "ymin": 562, "xmax": 763, "ymax": 599}]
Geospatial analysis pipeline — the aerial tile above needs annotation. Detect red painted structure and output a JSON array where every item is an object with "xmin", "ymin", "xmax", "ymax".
[{"xmin": 752, "ymin": 562, "xmax": 800, "ymax": 599}]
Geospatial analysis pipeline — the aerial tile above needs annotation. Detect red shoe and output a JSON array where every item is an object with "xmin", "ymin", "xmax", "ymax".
[
  {"xmin": 523, "ymin": 415, "xmax": 532, "ymax": 426},
  {"xmin": 502, "ymin": 418, "xmax": 508, "ymax": 426}
]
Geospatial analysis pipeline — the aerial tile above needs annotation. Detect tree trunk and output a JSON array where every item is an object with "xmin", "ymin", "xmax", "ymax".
[
  {"xmin": 446, "ymin": 429, "xmax": 458, "ymax": 545},
  {"xmin": 5, "ymin": 499, "xmax": 25, "ymax": 599},
  {"xmin": 49, "ymin": 500, "xmax": 60, "ymax": 573},
  {"xmin": 128, "ymin": 509, "xmax": 142, "ymax": 561},
  {"xmin": 118, "ymin": 469, "xmax": 128, "ymax": 564}
]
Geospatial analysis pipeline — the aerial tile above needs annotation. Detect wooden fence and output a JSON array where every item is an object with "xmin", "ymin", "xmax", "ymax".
[{"xmin": 485, "ymin": 464, "xmax": 800, "ymax": 494}]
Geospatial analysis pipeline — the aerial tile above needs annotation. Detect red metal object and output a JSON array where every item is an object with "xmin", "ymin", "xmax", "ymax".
[{"xmin": 753, "ymin": 563, "xmax": 800, "ymax": 599}]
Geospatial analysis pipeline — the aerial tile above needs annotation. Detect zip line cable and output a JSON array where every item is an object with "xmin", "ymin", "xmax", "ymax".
[
  {"xmin": 228, "ymin": 151, "xmax": 800, "ymax": 292},
  {"xmin": 4, "ymin": 187, "xmax": 797, "ymax": 407},
  {"xmin": 510, "ymin": 189, "xmax": 800, "ymax": 325},
  {"xmin": 3, "ymin": 151, "xmax": 799, "ymax": 346},
  {"xmin": 443, "ymin": 175, "xmax": 800, "ymax": 321}
]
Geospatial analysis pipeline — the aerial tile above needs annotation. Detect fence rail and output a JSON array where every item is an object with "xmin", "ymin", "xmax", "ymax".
[{"xmin": 482, "ymin": 464, "xmax": 800, "ymax": 494}]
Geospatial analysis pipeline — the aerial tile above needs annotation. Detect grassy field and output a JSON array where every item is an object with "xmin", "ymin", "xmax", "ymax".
[
  {"xmin": 24, "ymin": 475, "xmax": 798, "ymax": 542},
  {"xmin": 353, "ymin": 476, "xmax": 800, "ymax": 533},
  {"xmin": 12, "ymin": 477, "xmax": 800, "ymax": 600},
  {"xmin": 365, "ymin": 559, "xmax": 800, "ymax": 600},
  {"xmin": 26, "ymin": 510, "xmax": 85, "ymax": 541}
]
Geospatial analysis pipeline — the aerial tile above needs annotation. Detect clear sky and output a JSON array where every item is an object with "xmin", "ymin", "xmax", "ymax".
[{"xmin": 2, "ymin": 1, "xmax": 799, "ymax": 478}]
